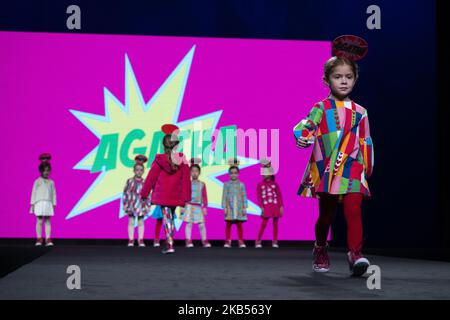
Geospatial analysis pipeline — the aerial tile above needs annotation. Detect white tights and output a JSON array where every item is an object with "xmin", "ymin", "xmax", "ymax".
[
  {"xmin": 36, "ymin": 217, "xmax": 51, "ymax": 239},
  {"xmin": 128, "ymin": 216, "xmax": 145, "ymax": 240},
  {"xmin": 185, "ymin": 222, "xmax": 207, "ymax": 241}
]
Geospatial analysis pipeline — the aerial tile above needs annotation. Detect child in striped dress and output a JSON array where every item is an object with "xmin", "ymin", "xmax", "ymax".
[
  {"xmin": 222, "ymin": 159, "xmax": 248, "ymax": 248},
  {"xmin": 181, "ymin": 158, "xmax": 211, "ymax": 248},
  {"xmin": 30, "ymin": 153, "xmax": 57, "ymax": 247},
  {"xmin": 122, "ymin": 155, "xmax": 151, "ymax": 247}
]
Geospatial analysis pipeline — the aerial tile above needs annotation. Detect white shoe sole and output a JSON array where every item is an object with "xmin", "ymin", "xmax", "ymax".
[
  {"xmin": 313, "ymin": 266, "xmax": 330, "ymax": 273},
  {"xmin": 350, "ymin": 258, "xmax": 370, "ymax": 276}
]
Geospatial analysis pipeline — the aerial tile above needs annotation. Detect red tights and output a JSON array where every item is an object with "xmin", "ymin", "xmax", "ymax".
[
  {"xmin": 257, "ymin": 218, "xmax": 279, "ymax": 241},
  {"xmin": 315, "ymin": 193, "xmax": 364, "ymax": 252},
  {"xmin": 226, "ymin": 221, "xmax": 244, "ymax": 241}
]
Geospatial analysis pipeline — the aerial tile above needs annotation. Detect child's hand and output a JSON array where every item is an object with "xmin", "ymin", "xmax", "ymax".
[
  {"xmin": 296, "ymin": 137, "xmax": 312, "ymax": 148},
  {"xmin": 30, "ymin": 205, "xmax": 34, "ymax": 214},
  {"xmin": 202, "ymin": 207, "xmax": 207, "ymax": 216},
  {"xmin": 280, "ymin": 207, "xmax": 284, "ymax": 217}
]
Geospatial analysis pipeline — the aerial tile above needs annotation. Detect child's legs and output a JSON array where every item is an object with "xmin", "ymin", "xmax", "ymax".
[
  {"xmin": 342, "ymin": 193, "xmax": 364, "ymax": 252},
  {"xmin": 128, "ymin": 216, "xmax": 135, "ymax": 240},
  {"xmin": 316, "ymin": 194, "xmax": 339, "ymax": 246},
  {"xmin": 137, "ymin": 217, "xmax": 145, "ymax": 240},
  {"xmin": 237, "ymin": 221, "xmax": 244, "ymax": 241},
  {"xmin": 36, "ymin": 217, "xmax": 43, "ymax": 238},
  {"xmin": 162, "ymin": 207, "xmax": 175, "ymax": 245},
  {"xmin": 154, "ymin": 218, "xmax": 163, "ymax": 240},
  {"xmin": 225, "ymin": 221, "xmax": 232, "ymax": 241},
  {"xmin": 44, "ymin": 216, "xmax": 51, "ymax": 239},
  {"xmin": 198, "ymin": 222, "xmax": 207, "ymax": 241},
  {"xmin": 273, "ymin": 218, "xmax": 279, "ymax": 242},
  {"xmin": 185, "ymin": 222, "xmax": 193, "ymax": 240},
  {"xmin": 257, "ymin": 218, "xmax": 269, "ymax": 241}
]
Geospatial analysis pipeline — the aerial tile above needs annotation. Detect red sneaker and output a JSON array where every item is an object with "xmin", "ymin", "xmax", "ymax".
[
  {"xmin": 162, "ymin": 243, "xmax": 175, "ymax": 254},
  {"xmin": 312, "ymin": 243, "xmax": 330, "ymax": 272},
  {"xmin": 138, "ymin": 239, "xmax": 146, "ymax": 247},
  {"xmin": 185, "ymin": 239, "xmax": 194, "ymax": 248},
  {"xmin": 347, "ymin": 250, "xmax": 370, "ymax": 277},
  {"xmin": 45, "ymin": 238, "xmax": 54, "ymax": 247},
  {"xmin": 35, "ymin": 238, "xmax": 43, "ymax": 246},
  {"xmin": 202, "ymin": 241, "xmax": 211, "ymax": 248},
  {"xmin": 127, "ymin": 239, "xmax": 135, "ymax": 247}
]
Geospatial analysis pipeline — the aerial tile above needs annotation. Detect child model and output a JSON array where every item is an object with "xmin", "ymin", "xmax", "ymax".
[
  {"xmin": 182, "ymin": 158, "xmax": 211, "ymax": 248},
  {"xmin": 255, "ymin": 158, "xmax": 284, "ymax": 248},
  {"xmin": 123, "ymin": 155, "xmax": 151, "ymax": 247},
  {"xmin": 293, "ymin": 36, "xmax": 373, "ymax": 276},
  {"xmin": 222, "ymin": 158, "xmax": 248, "ymax": 248},
  {"xmin": 30, "ymin": 153, "xmax": 57, "ymax": 247},
  {"xmin": 141, "ymin": 124, "xmax": 191, "ymax": 254}
]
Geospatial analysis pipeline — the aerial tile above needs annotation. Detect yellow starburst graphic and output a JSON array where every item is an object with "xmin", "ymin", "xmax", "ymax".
[{"xmin": 68, "ymin": 46, "xmax": 260, "ymax": 227}]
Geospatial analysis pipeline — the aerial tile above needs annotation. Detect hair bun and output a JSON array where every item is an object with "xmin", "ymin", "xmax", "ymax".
[
  {"xmin": 190, "ymin": 157, "xmax": 202, "ymax": 165},
  {"xmin": 134, "ymin": 154, "xmax": 148, "ymax": 165},
  {"xmin": 227, "ymin": 157, "xmax": 240, "ymax": 167},
  {"xmin": 161, "ymin": 124, "xmax": 180, "ymax": 135},
  {"xmin": 332, "ymin": 35, "xmax": 368, "ymax": 61},
  {"xmin": 39, "ymin": 153, "xmax": 52, "ymax": 163}
]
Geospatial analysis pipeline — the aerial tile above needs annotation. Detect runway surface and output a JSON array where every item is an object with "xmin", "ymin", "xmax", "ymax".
[{"xmin": 1, "ymin": 243, "xmax": 450, "ymax": 299}]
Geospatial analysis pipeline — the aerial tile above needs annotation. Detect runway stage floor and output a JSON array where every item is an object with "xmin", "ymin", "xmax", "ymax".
[{"xmin": 1, "ymin": 244, "xmax": 450, "ymax": 300}]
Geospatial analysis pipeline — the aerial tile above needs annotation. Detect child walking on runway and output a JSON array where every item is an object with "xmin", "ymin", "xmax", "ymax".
[
  {"xmin": 294, "ymin": 38, "xmax": 374, "ymax": 276},
  {"xmin": 141, "ymin": 124, "xmax": 191, "ymax": 254}
]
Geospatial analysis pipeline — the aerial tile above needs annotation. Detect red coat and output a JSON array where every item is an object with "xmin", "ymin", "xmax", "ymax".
[{"xmin": 141, "ymin": 153, "xmax": 191, "ymax": 207}]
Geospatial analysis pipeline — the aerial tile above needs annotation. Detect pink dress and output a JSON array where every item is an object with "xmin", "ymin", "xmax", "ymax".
[{"xmin": 256, "ymin": 180, "xmax": 283, "ymax": 218}]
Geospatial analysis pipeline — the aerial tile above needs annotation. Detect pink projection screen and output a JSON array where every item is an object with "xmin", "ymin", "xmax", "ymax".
[{"xmin": 0, "ymin": 31, "xmax": 330, "ymax": 240}]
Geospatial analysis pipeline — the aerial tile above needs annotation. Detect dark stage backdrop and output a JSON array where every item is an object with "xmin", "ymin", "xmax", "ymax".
[{"xmin": 0, "ymin": 0, "xmax": 444, "ymax": 248}]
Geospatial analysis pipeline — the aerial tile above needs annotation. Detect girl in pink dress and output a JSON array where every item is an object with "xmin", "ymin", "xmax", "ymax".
[{"xmin": 255, "ymin": 159, "xmax": 284, "ymax": 248}]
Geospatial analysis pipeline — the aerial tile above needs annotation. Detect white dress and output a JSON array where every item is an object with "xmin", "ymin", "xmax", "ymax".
[{"xmin": 30, "ymin": 177, "xmax": 56, "ymax": 216}]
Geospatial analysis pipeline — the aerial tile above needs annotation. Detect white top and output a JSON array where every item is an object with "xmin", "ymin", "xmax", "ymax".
[{"xmin": 30, "ymin": 177, "xmax": 57, "ymax": 205}]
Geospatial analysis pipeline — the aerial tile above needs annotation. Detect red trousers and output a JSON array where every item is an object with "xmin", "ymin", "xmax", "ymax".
[{"xmin": 315, "ymin": 193, "xmax": 364, "ymax": 252}]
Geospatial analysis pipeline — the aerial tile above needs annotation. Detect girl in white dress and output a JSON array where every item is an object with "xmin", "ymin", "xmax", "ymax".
[{"xmin": 30, "ymin": 153, "xmax": 57, "ymax": 246}]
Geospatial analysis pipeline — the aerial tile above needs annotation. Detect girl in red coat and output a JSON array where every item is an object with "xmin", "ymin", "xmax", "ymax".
[
  {"xmin": 141, "ymin": 124, "xmax": 191, "ymax": 254},
  {"xmin": 255, "ymin": 159, "xmax": 284, "ymax": 248}
]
